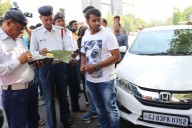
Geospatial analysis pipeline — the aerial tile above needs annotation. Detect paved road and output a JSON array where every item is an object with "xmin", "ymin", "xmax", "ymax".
[{"xmin": 0, "ymin": 87, "xmax": 147, "ymax": 128}]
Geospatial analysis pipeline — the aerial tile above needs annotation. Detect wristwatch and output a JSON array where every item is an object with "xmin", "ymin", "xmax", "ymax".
[{"xmin": 94, "ymin": 63, "xmax": 101, "ymax": 71}]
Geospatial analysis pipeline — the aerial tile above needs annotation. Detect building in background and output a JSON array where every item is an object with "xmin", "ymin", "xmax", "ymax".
[
  {"xmin": 112, "ymin": 0, "xmax": 134, "ymax": 15},
  {"xmin": 81, "ymin": 0, "xmax": 134, "ymax": 17}
]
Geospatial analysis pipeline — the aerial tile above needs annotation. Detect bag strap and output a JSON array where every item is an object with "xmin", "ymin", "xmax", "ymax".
[{"xmin": 61, "ymin": 28, "xmax": 64, "ymax": 39}]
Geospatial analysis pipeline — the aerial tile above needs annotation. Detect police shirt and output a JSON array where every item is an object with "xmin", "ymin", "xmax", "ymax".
[
  {"xmin": 30, "ymin": 25, "xmax": 77, "ymax": 53},
  {"xmin": 0, "ymin": 29, "xmax": 35, "ymax": 86}
]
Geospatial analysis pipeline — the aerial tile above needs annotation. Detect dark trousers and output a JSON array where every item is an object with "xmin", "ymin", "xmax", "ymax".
[
  {"xmin": 66, "ymin": 63, "xmax": 80, "ymax": 110},
  {"xmin": 39, "ymin": 63, "xmax": 69, "ymax": 128},
  {"xmin": 80, "ymin": 73, "xmax": 88, "ymax": 102},
  {"xmin": 78, "ymin": 58, "xmax": 88, "ymax": 102},
  {"xmin": 2, "ymin": 85, "xmax": 38, "ymax": 128},
  {"xmin": 34, "ymin": 68, "xmax": 43, "ymax": 97}
]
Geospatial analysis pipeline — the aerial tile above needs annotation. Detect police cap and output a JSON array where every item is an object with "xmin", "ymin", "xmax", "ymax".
[
  {"xmin": 4, "ymin": 8, "xmax": 28, "ymax": 26},
  {"xmin": 53, "ymin": 12, "xmax": 64, "ymax": 22},
  {"xmin": 38, "ymin": 5, "xmax": 53, "ymax": 16}
]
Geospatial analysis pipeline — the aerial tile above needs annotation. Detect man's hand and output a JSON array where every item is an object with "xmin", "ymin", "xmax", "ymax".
[
  {"xmin": 39, "ymin": 48, "xmax": 49, "ymax": 55},
  {"xmin": 84, "ymin": 63, "xmax": 95, "ymax": 74},
  {"xmin": 69, "ymin": 58, "xmax": 77, "ymax": 67},
  {"xmin": 18, "ymin": 51, "xmax": 32, "ymax": 64},
  {"xmin": 31, "ymin": 60, "xmax": 46, "ymax": 68},
  {"xmin": 80, "ymin": 64, "xmax": 86, "ymax": 74},
  {"xmin": 71, "ymin": 52, "xmax": 78, "ymax": 58}
]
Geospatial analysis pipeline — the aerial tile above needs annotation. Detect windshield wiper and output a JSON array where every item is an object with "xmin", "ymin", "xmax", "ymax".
[
  {"xmin": 137, "ymin": 52, "xmax": 170, "ymax": 55},
  {"xmin": 141, "ymin": 52, "xmax": 192, "ymax": 55},
  {"xmin": 174, "ymin": 51, "xmax": 192, "ymax": 55}
]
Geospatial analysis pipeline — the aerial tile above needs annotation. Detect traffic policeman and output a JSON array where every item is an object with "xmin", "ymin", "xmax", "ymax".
[
  {"xmin": 30, "ymin": 5, "xmax": 76, "ymax": 128},
  {"xmin": 0, "ymin": 8, "xmax": 38, "ymax": 128}
]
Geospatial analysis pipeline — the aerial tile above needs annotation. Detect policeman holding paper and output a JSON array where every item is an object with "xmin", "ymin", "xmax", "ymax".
[
  {"xmin": 30, "ymin": 5, "xmax": 76, "ymax": 128},
  {"xmin": 0, "ymin": 8, "xmax": 38, "ymax": 128}
]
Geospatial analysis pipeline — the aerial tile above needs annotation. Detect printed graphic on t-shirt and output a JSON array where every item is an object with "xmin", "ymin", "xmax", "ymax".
[{"xmin": 84, "ymin": 40, "xmax": 103, "ymax": 78}]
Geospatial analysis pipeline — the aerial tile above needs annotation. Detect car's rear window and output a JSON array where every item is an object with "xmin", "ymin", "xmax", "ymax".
[{"xmin": 130, "ymin": 29, "xmax": 192, "ymax": 55}]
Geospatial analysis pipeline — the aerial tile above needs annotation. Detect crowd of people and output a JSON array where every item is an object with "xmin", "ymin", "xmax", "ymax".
[{"xmin": 0, "ymin": 4, "xmax": 130, "ymax": 128}]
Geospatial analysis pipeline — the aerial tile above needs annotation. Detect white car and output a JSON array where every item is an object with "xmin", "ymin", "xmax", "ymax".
[{"xmin": 115, "ymin": 25, "xmax": 192, "ymax": 128}]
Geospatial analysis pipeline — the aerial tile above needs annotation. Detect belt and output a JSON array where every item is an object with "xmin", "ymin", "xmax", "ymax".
[
  {"xmin": 2, "ymin": 80, "xmax": 34, "ymax": 90},
  {"xmin": 51, "ymin": 60, "xmax": 62, "ymax": 65}
]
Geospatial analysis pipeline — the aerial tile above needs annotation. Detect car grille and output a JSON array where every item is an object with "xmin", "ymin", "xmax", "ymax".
[
  {"xmin": 136, "ymin": 96, "xmax": 192, "ymax": 110},
  {"xmin": 134, "ymin": 86, "xmax": 192, "ymax": 110}
]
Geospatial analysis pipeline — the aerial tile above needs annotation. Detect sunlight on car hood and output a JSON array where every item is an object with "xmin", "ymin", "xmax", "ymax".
[{"xmin": 116, "ymin": 53, "xmax": 192, "ymax": 91}]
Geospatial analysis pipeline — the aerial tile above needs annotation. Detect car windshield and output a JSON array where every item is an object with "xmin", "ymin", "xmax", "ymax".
[{"xmin": 130, "ymin": 29, "xmax": 192, "ymax": 55}]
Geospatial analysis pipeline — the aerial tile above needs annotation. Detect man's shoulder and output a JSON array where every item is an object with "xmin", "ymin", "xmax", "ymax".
[
  {"xmin": 119, "ymin": 32, "xmax": 127, "ymax": 37},
  {"xmin": 53, "ymin": 25, "xmax": 63, "ymax": 30},
  {"xmin": 101, "ymin": 27, "xmax": 115, "ymax": 37},
  {"xmin": 33, "ymin": 26, "xmax": 43, "ymax": 33},
  {"xmin": 0, "ymin": 29, "xmax": 8, "ymax": 41},
  {"xmin": 65, "ymin": 28, "xmax": 72, "ymax": 34}
]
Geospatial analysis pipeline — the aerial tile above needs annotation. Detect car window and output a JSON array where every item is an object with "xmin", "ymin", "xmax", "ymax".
[{"xmin": 130, "ymin": 29, "xmax": 192, "ymax": 55}]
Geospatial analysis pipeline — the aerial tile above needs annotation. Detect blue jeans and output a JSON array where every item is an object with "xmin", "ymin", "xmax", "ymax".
[
  {"xmin": 86, "ymin": 80, "xmax": 120, "ymax": 128},
  {"xmin": 86, "ymin": 89, "xmax": 97, "ymax": 113}
]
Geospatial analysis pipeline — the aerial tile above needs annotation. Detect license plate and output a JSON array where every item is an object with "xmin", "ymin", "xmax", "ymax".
[{"xmin": 143, "ymin": 111, "xmax": 189, "ymax": 127}]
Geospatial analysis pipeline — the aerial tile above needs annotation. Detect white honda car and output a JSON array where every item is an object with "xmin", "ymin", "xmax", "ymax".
[{"xmin": 116, "ymin": 25, "xmax": 192, "ymax": 128}]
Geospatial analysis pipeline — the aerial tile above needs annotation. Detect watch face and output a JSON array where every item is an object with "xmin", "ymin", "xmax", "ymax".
[{"xmin": 94, "ymin": 64, "xmax": 100, "ymax": 71}]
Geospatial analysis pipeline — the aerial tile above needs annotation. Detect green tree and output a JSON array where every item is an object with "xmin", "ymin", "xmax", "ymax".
[
  {"xmin": 105, "ymin": 14, "xmax": 148, "ymax": 33},
  {"xmin": 0, "ymin": 0, "xmax": 12, "ymax": 17},
  {"xmin": 134, "ymin": 18, "xmax": 148, "ymax": 30},
  {"xmin": 172, "ymin": 7, "xmax": 185, "ymax": 25},
  {"xmin": 165, "ymin": 17, "xmax": 173, "ymax": 25},
  {"xmin": 105, "ymin": 15, "xmax": 114, "ymax": 27},
  {"xmin": 183, "ymin": 6, "xmax": 192, "ymax": 21}
]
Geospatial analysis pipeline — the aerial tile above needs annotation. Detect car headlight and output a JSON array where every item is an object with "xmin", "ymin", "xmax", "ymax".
[{"xmin": 116, "ymin": 76, "xmax": 140, "ymax": 97}]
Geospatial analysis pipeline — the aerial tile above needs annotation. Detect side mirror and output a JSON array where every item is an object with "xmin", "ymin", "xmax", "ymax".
[{"xmin": 119, "ymin": 46, "xmax": 127, "ymax": 53}]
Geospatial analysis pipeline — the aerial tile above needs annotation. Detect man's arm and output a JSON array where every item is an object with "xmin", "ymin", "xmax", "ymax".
[
  {"xmin": 80, "ymin": 53, "xmax": 86, "ymax": 74},
  {"xmin": 98, "ymin": 49, "xmax": 120, "ymax": 68},
  {"xmin": 0, "ymin": 60, "xmax": 20, "ymax": 76},
  {"xmin": 0, "ymin": 51, "xmax": 32, "ymax": 76},
  {"xmin": 84, "ymin": 49, "xmax": 121, "ymax": 74},
  {"xmin": 29, "ymin": 31, "xmax": 46, "ymax": 56}
]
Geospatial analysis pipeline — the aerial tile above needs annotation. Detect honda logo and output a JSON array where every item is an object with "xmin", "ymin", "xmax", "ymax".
[{"xmin": 159, "ymin": 92, "xmax": 172, "ymax": 102}]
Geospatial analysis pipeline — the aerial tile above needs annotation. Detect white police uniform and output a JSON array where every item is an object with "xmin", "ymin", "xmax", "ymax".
[
  {"xmin": 30, "ymin": 25, "xmax": 77, "ymax": 53},
  {"xmin": 30, "ymin": 22, "xmax": 76, "ymax": 128},
  {"xmin": 30, "ymin": 25, "xmax": 64, "ymax": 52},
  {"xmin": 0, "ymin": 29, "xmax": 34, "ymax": 87},
  {"xmin": 0, "ymin": 7, "xmax": 39, "ymax": 128}
]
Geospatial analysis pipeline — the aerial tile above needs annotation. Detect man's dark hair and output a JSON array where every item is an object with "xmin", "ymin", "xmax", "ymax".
[
  {"xmin": 35, "ymin": 23, "xmax": 42, "ymax": 28},
  {"xmin": 69, "ymin": 20, "xmax": 77, "ymax": 26},
  {"xmin": 29, "ymin": 25, "xmax": 36, "ymax": 30},
  {"xmin": 85, "ymin": 8, "xmax": 101, "ymax": 20},
  {"xmin": 101, "ymin": 18, "xmax": 107, "ymax": 25},
  {"xmin": 0, "ymin": 17, "xmax": 3, "ymax": 23},
  {"xmin": 114, "ymin": 15, "xmax": 120, "ymax": 19},
  {"xmin": 83, "ymin": 6, "xmax": 95, "ymax": 13},
  {"xmin": 186, "ymin": 21, "xmax": 192, "ymax": 25}
]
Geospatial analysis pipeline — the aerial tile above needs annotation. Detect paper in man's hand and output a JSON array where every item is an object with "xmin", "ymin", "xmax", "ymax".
[{"xmin": 51, "ymin": 50, "xmax": 71, "ymax": 63}]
